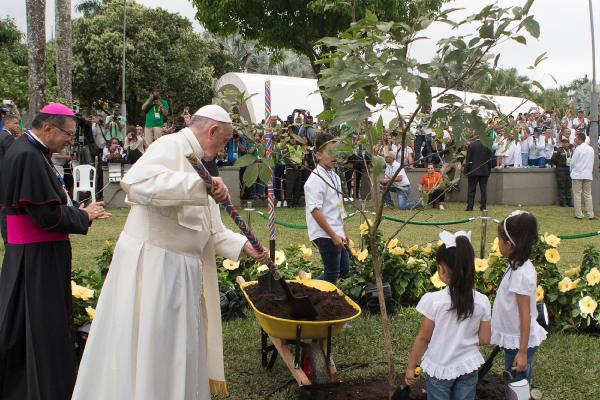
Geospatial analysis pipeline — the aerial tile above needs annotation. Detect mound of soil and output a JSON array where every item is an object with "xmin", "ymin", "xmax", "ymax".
[
  {"xmin": 245, "ymin": 282, "xmax": 357, "ymax": 321},
  {"xmin": 302, "ymin": 374, "xmax": 505, "ymax": 400}
]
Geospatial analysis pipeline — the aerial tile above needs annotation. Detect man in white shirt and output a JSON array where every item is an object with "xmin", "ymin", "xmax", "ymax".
[
  {"xmin": 304, "ymin": 133, "xmax": 349, "ymax": 284},
  {"xmin": 570, "ymin": 131, "xmax": 596, "ymax": 220},
  {"xmin": 572, "ymin": 110, "xmax": 589, "ymax": 132},
  {"xmin": 381, "ymin": 151, "xmax": 422, "ymax": 210},
  {"xmin": 527, "ymin": 127, "xmax": 546, "ymax": 167}
]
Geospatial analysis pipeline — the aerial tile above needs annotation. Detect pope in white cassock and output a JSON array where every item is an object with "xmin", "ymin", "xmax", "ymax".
[{"xmin": 72, "ymin": 105, "xmax": 266, "ymax": 400}]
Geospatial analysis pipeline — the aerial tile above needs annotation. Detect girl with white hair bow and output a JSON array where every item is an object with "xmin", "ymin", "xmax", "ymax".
[{"xmin": 405, "ymin": 230, "xmax": 492, "ymax": 400}]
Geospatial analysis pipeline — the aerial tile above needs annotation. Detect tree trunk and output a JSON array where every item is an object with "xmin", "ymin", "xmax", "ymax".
[
  {"xmin": 305, "ymin": 47, "xmax": 331, "ymax": 110},
  {"xmin": 56, "ymin": 0, "xmax": 73, "ymax": 104},
  {"xmin": 26, "ymin": 0, "xmax": 47, "ymax": 114}
]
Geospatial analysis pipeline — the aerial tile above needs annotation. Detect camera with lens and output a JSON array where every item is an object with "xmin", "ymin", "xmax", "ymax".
[{"xmin": 153, "ymin": 95, "xmax": 159, "ymax": 101}]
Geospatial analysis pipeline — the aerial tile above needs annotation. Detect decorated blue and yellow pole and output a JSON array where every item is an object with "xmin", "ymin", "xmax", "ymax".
[{"xmin": 265, "ymin": 79, "xmax": 276, "ymax": 260}]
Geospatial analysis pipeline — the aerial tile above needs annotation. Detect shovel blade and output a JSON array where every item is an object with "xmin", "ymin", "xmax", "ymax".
[
  {"xmin": 289, "ymin": 295, "xmax": 318, "ymax": 320},
  {"xmin": 391, "ymin": 385, "xmax": 411, "ymax": 400}
]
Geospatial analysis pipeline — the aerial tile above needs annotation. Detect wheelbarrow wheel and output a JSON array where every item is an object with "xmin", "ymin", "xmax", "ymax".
[{"xmin": 301, "ymin": 342, "xmax": 329, "ymax": 385}]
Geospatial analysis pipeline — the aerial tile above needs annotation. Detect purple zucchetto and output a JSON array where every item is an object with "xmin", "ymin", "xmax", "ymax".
[{"xmin": 39, "ymin": 102, "xmax": 75, "ymax": 117}]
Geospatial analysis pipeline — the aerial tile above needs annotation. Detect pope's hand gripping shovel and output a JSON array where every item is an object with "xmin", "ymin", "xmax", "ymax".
[{"xmin": 193, "ymin": 159, "xmax": 317, "ymax": 320}]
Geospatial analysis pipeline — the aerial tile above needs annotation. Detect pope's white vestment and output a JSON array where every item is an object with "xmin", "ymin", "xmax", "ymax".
[{"xmin": 72, "ymin": 128, "xmax": 246, "ymax": 400}]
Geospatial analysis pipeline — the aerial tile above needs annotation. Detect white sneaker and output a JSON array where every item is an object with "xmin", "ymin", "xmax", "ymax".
[
  {"xmin": 276, "ymin": 201, "xmax": 282, "ymax": 208},
  {"xmin": 344, "ymin": 197, "xmax": 349, "ymax": 202},
  {"xmin": 439, "ymin": 204, "xmax": 445, "ymax": 210},
  {"xmin": 349, "ymin": 197, "xmax": 354, "ymax": 201},
  {"xmin": 283, "ymin": 200, "xmax": 288, "ymax": 207}
]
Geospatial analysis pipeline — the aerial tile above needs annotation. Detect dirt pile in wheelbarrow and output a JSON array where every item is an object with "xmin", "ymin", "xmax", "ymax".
[
  {"xmin": 307, "ymin": 373, "xmax": 505, "ymax": 400},
  {"xmin": 245, "ymin": 283, "xmax": 357, "ymax": 321}
]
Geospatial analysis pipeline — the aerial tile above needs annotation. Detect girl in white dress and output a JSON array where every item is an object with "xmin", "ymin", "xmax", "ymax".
[
  {"xmin": 492, "ymin": 211, "xmax": 547, "ymax": 382},
  {"xmin": 405, "ymin": 231, "xmax": 491, "ymax": 400}
]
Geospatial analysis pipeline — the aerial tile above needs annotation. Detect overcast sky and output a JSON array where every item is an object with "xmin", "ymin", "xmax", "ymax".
[{"xmin": 3, "ymin": 0, "xmax": 599, "ymax": 88}]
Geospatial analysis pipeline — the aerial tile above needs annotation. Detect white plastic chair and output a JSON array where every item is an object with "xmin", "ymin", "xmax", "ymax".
[
  {"xmin": 73, "ymin": 164, "xmax": 96, "ymax": 203},
  {"xmin": 108, "ymin": 163, "xmax": 123, "ymax": 183}
]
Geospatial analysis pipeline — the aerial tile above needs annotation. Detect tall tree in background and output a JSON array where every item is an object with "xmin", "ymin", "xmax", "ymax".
[
  {"xmin": 56, "ymin": 0, "xmax": 73, "ymax": 103},
  {"xmin": 193, "ymin": 0, "xmax": 444, "ymax": 78},
  {"xmin": 75, "ymin": 0, "xmax": 106, "ymax": 17},
  {"xmin": 25, "ymin": 0, "xmax": 46, "ymax": 114}
]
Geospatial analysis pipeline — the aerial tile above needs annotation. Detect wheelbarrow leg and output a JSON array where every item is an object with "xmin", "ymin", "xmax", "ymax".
[
  {"xmin": 294, "ymin": 324, "xmax": 302, "ymax": 369},
  {"xmin": 261, "ymin": 329, "xmax": 278, "ymax": 370},
  {"xmin": 326, "ymin": 325, "xmax": 332, "ymax": 366}
]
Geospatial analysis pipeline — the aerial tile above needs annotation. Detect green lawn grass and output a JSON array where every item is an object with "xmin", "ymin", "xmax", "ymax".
[{"xmin": 1, "ymin": 203, "xmax": 599, "ymax": 399}]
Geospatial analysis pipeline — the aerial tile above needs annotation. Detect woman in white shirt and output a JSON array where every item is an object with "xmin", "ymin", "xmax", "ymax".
[
  {"xmin": 102, "ymin": 137, "xmax": 126, "ymax": 164},
  {"xmin": 405, "ymin": 231, "xmax": 491, "ymax": 400},
  {"xmin": 527, "ymin": 127, "xmax": 546, "ymax": 167}
]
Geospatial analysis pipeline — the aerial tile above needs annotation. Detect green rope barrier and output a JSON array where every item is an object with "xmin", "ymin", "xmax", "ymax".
[
  {"xmin": 255, "ymin": 211, "xmax": 356, "ymax": 229},
  {"xmin": 557, "ymin": 231, "xmax": 600, "ymax": 240},
  {"xmin": 381, "ymin": 214, "xmax": 475, "ymax": 226}
]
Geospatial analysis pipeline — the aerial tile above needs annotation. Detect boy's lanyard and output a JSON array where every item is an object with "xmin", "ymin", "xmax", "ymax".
[{"xmin": 24, "ymin": 130, "xmax": 74, "ymax": 206}]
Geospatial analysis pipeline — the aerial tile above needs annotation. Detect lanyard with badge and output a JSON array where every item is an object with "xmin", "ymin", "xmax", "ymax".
[
  {"xmin": 24, "ymin": 130, "xmax": 74, "ymax": 206},
  {"xmin": 322, "ymin": 166, "xmax": 347, "ymax": 218},
  {"xmin": 565, "ymin": 149, "xmax": 572, "ymax": 166},
  {"xmin": 154, "ymin": 104, "xmax": 161, "ymax": 120}
]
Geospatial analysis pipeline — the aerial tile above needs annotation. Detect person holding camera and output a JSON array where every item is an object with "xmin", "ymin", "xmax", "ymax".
[
  {"xmin": 102, "ymin": 137, "xmax": 126, "ymax": 164},
  {"xmin": 105, "ymin": 108, "xmax": 126, "ymax": 142},
  {"xmin": 125, "ymin": 126, "xmax": 145, "ymax": 164},
  {"xmin": 141, "ymin": 89, "xmax": 169, "ymax": 148}
]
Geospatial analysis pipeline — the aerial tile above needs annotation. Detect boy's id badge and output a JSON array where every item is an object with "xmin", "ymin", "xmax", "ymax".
[{"xmin": 154, "ymin": 112, "xmax": 161, "ymax": 119}]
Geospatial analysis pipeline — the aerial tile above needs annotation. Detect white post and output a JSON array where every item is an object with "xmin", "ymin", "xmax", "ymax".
[
  {"xmin": 121, "ymin": 0, "xmax": 127, "ymax": 117},
  {"xmin": 589, "ymin": 0, "xmax": 599, "ymax": 212}
]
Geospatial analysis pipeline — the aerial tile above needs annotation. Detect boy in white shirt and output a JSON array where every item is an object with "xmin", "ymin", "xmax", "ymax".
[{"xmin": 304, "ymin": 133, "xmax": 349, "ymax": 284}]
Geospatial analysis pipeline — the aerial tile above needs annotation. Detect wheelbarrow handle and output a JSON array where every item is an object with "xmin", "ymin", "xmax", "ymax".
[{"xmin": 192, "ymin": 157, "xmax": 281, "ymax": 279}]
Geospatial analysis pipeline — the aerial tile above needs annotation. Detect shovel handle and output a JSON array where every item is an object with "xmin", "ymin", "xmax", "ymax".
[{"xmin": 192, "ymin": 158, "xmax": 281, "ymax": 279}]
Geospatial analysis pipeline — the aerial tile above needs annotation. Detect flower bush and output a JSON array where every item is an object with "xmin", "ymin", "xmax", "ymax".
[{"xmin": 71, "ymin": 233, "xmax": 600, "ymax": 333}]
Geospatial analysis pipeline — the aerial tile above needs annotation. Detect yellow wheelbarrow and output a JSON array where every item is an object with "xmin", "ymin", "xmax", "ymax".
[{"xmin": 236, "ymin": 276, "xmax": 361, "ymax": 390}]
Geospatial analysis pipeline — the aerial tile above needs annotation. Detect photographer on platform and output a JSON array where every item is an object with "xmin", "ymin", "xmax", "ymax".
[{"xmin": 141, "ymin": 89, "xmax": 169, "ymax": 148}]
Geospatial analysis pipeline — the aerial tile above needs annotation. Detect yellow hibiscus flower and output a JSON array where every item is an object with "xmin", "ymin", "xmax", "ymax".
[
  {"xmin": 536, "ymin": 286, "xmax": 544, "ymax": 302},
  {"xmin": 407, "ymin": 257, "xmax": 417, "ymax": 268},
  {"xmin": 564, "ymin": 266, "xmax": 581, "ymax": 277},
  {"xmin": 586, "ymin": 267, "xmax": 600, "ymax": 286},
  {"xmin": 491, "ymin": 237, "xmax": 499, "ymax": 253},
  {"xmin": 86, "ymin": 306, "xmax": 96, "ymax": 320},
  {"xmin": 544, "ymin": 233, "xmax": 561, "ymax": 248},
  {"xmin": 436, "ymin": 239, "xmax": 444, "ymax": 247},
  {"xmin": 475, "ymin": 258, "xmax": 489, "ymax": 272},
  {"xmin": 257, "ymin": 264, "xmax": 269, "ymax": 273},
  {"xmin": 71, "ymin": 281, "xmax": 94, "ymax": 301},
  {"xmin": 300, "ymin": 244, "xmax": 313, "ymax": 260},
  {"xmin": 422, "ymin": 243, "xmax": 432, "ymax": 256},
  {"xmin": 578, "ymin": 296, "xmax": 598, "ymax": 316},
  {"xmin": 387, "ymin": 238, "xmax": 399, "ymax": 250},
  {"xmin": 390, "ymin": 247, "xmax": 405, "ymax": 256},
  {"xmin": 359, "ymin": 222, "xmax": 369, "ymax": 236},
  {"xmin": 348, "ymin": 239, "xmax": 355, "ymax": 248},
  {"xmin": 222, "ymin": 259, "xmax": 240, "ymax": 270},
  {"xmin": 274, "ymin": 250, "xmax": 286, "ymax": 265},
  {"xmin": 430, "ymin": 272, "xmax": 446, "ymax": 289},
  {"xmin": 545, "ymin": 248, "xmax": 560, "ymax": 264},
  {"xmin": 356, "ymin": 249, "xmax": 369, "ymax": 262},
  {"xmin": 558, "ymin": 277, "xmax": 580, "ymax": 293},
  {"xmin": 407, "ymin": 245, "xmax": 419, "ymax": 255}
]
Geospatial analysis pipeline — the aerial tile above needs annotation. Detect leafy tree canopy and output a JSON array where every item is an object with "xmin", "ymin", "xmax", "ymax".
[
  {"xmin": 193, "ymin": 0, "xmax": 444, "ymax": 76},
  {"xmin": 72, "ymin": 1, "xmax": 238, "ymax": 117},
  {"xmin": 0, "ymin": 18, "xmax": 28, "ymax": 106}
]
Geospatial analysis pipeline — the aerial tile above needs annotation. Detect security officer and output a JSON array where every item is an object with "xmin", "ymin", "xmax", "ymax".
[{"xmin": 550, "ymin": 137, "xmax": 573, "ymax": 207}]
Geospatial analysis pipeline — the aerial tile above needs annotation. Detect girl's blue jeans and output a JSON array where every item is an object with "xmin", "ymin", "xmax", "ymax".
[
  {"xmin": 425, "ymin": 370, "xmax": 478, "ymax": 400},
  {"xmin": 504, "ymin": 346, "xmax": 538, "ymax": 382}
]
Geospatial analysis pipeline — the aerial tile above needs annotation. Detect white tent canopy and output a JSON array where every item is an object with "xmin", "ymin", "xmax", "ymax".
[
  {"xmin": 215, "ymin": 72, "xmax": 539, "ymax": 126},
  {"xmin": 215, "ymin": 73, "xmax": 324, "ymax": 124}
]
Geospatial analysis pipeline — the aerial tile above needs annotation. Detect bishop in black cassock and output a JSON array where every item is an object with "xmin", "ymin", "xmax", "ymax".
[{"xmin": 0, "ymin": 103, "xmax": 110, "ymax": 400}]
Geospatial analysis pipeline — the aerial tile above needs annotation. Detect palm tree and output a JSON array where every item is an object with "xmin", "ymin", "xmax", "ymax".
[
  {"xmin": 75, "ymin": 0, "xmax": 107, "ymax": 17},
  {"xmin": 26, "ymin": 0, "xmax": 46, "ymax": 114},
  {"xmin": 56, "ymin": 0, "xmax": 72, "ymax": 103}
]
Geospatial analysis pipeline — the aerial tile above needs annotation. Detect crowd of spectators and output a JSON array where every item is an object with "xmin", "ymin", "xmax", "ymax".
[{"xmin": 1, "ymin": 98, "xmax": 598, "ymax": 216}]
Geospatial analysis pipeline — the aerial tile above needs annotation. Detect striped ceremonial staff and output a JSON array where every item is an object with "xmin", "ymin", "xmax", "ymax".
[{"xmin": 265, "ymin": 79, "xmax": 276, "ymax": 260}]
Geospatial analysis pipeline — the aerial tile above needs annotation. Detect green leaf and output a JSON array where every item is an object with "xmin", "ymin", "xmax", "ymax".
[
  {"xmin": 470, "ymin": 98, "xmax": 497, "ymax": 111},
  {"xmin": 522, "ymin": 16, "xmax": 540, "ymax": 38},
  {"xmin": 372, "ymin": 155, "xmax": 385, "ymax": 177},
  {"xmin": 532, "ymin": 80, "xmax": 544, "ymax": 92},
  {"xmin": 257, "ymin": 163, "xmax": 272, "ymax": 185},
  {"xmin": 513, "ymin": 35, "xmax": 527, "ymax": 45},
  {"xmin": 533, "ymin": 51, "xmax": 548, "ymax": 67},
  {"xmin": 479, "ymin": 23, "xmax": 494, "ymax": 39},
  {"xmin": 493, "ymin": 53, "xmax": 501, "ymax": 68},
  {"xmin": 234, "ymin": 154, "xmax": 257, "ymax": 168},
  {"xmin": 242, "ymin": 163, "xmax": 259, "ymax": 188},
  {"xmin": 379, "ymin": 89, "xmax": 395, "ymax": 105},
  {"xmin": 438, "ymin": 94, "xmax": 462, "ymax": 104},
  {"xmin": 523, "ymin": 0, "xmax": 534, "ymax": 15}
]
